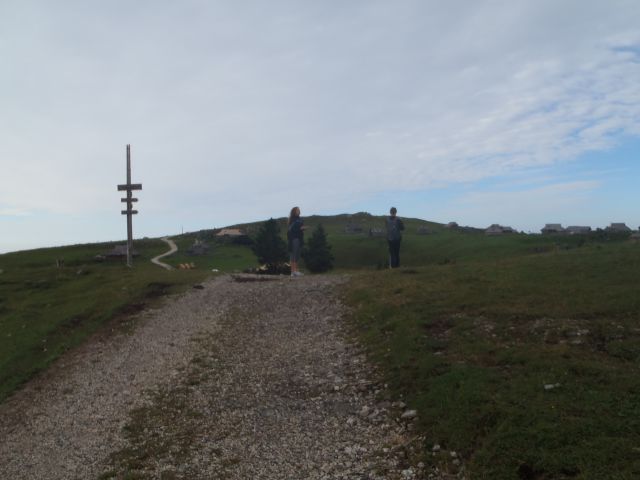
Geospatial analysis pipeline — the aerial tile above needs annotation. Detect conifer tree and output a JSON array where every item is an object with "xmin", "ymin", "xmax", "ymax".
[
  {"xmin": 302, "ymin": 224, "xmax": 334, "ymax": 273},
  {"xmin": 252, "ymin": 218, "xmax": 288, "ymax": 267}
]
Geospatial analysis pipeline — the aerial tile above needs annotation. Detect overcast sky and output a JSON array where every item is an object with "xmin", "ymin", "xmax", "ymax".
[{"xmin": 1, "ymin": 1, "xmax": 639, "ymax": 252}]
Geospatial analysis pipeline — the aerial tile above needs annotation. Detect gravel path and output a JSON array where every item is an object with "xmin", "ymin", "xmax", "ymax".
[{"xmin": 0, "ymin": 274, "xmax": 432, "ymax": 479}]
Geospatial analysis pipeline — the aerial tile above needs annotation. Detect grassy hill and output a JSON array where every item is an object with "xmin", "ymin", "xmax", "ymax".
[{"xmin": 1, "ymin": 213, "xmax": 639, "ymax": 478}]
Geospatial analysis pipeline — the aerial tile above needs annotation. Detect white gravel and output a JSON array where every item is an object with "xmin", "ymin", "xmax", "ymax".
[{"xmin": 0, "ymin": 274, "xmax": 438, "ymax": 479}]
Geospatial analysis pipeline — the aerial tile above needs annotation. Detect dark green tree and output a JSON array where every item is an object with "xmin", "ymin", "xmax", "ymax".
[
  {"xmin": 252, "ymin": 218, "xmax": 288, "ymax": 266},
  {"xmin": 302, "ymin": 224, "xmax": 334, "ymax": 273}
]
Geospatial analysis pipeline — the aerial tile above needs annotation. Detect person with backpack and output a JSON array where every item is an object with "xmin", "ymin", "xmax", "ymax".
[{"xmin": 386, "ymin": 207, "xmax": 405, "ymax": 268}]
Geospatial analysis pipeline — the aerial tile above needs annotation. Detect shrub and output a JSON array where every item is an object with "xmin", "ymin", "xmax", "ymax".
[
  {"xmin": 302, "ymin": 224, "xmax": 334, "ymax": 273},
  {"xmin": 232, "ymin": 235, "xmax": 254, "ymax": 246},
  {"xmin": 252, "ymin": 218, "xmax": 287, "ymax": 266}
]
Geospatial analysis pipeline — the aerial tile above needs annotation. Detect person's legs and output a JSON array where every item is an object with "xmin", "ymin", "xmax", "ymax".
[
  {"xmin": 389, "ymin": 239, "xmax": 401, "ymax": 268},
  {"xmin": 291, "ymin": 238, "xmax": 301, "ymax": 275},
  {"xmin": 388, "ymin": 240, "xmax": 397, "ymax": 268}
]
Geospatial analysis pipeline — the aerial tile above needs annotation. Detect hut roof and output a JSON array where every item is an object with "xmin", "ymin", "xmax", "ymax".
[
  {"xmin": 608, "ymin": 223, "xmax": 631, "ymax": 231},
  {"xmin": 566, "ymin": 226, "xmax": 591, "ymax": 234},
  {"xmin": 485, "ymin": 224, "xmax": 513, "ymax": 235}
]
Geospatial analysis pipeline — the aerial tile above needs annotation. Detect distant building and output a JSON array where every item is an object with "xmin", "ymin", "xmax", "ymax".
[
  {"xmin": 485, "ymin": 224, "xmax": 514, "ymax": 236},
  {"xmin": 344, "ymin": 224, "xmax": 363, "ymax": 234},
  {"xmin": 630, "ymin": 232, "xmax": 640, "ymax": 242},
  {"xmin": 104, "ymin": 244, "xmax": 139, "ymax": 258},
  {"xmin": 446, "ymin": 222, "xmax": 459, "ymax": 229},
  {"xmin": 187, "ymin": 239, "xmax": 210, "ymax": 256},
  {"xmin": 605, "ymin": 223, "xmax": 632, "ymax": 233},
  {"xmin": 541, "ymin": 224, "xmax": 565, "ymax": 234},
  {"xmin": 565, "ymin": 226, "xmax": 592, "ymax": 235}
]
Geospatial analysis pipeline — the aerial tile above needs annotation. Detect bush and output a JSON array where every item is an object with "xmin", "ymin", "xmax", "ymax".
[
  {"xmin": 302, "ymin": 224, "xmax": 334, "ymax": 273},
  {"xmin": 252, "ymin": 218, "xmax": 288, "ymax": 267}
]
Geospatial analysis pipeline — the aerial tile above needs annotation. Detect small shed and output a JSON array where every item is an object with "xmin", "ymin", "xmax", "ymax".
[
  {"xmin": 541, "ymin": 224, "xmax": 565, "ymax": 234},
  {"xmin": 485, "ymin": 224, "xmax": 514, "ymax": 236},
  {"xmin": 565, "ymin": 226, "xmax": 591, "ymax": 235},
  {"xmin": 187, "ymin": 240, "xmax": 210, "ymax": 256},
  {"xmin": 445, "ymin": 222, "xmax": 459, "ymax": 229},
  {"xmin": 344, "ymin": 224, "xmax": 363, "ymax": 234},
  {"xmin": 606, "ymin": 223, "xmax": 631, "ymax": 232},
  {"xmin": 104, "ymin": 244, "xmax": 139, "ymax": 259}
]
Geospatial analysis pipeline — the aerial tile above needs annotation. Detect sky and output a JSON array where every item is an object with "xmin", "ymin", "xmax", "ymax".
[{"xmin": 1, "ymin": 0, "xmax": 639, "ymax": 253}]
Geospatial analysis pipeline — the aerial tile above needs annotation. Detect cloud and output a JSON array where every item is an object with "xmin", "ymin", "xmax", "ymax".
[
  {"xmin": 0, "ymin": 207, "xmax": 32, "ymax": 217},
  {"xmin": 0, "ymin": 0, "xmax": 639, "ymax": 228}
]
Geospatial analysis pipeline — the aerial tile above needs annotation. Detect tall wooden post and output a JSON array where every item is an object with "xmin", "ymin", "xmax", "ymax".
[
  {"xmin": 117, "ymin": 144, "xmax": 142, "ymax": 267},
  {"xmin": 125, "ymin": 145, "xmax": 133, "ymax": 266}
]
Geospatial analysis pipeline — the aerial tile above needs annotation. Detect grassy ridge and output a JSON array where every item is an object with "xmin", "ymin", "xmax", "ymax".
[{"xmin": 345, "ymin": 241, "xmax": 640, "ymax": 478}]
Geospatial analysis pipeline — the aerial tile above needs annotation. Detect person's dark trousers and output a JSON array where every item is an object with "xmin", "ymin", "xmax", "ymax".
[{"xmin": 388, "ymin": 239, "xmax": 401, "ymax": 268}]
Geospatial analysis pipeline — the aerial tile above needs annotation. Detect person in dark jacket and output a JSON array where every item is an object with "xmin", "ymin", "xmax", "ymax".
[
  {"xmin": 287, "ymin": 206, "xmax": 306, "ymax": 277},
  {"xmin": 386, "ymin": 207, "xmax": 404, "ymax": 268}
]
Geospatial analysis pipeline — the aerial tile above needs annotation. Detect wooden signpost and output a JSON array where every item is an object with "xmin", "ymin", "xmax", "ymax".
[{"xmin": 117, "ymin": 144, "xmax": 142, "ymax": 267}]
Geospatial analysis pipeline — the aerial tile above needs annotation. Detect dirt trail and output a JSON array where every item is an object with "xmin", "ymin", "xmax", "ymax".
[
  {"xmin": 0, "ymin": 274, "xmax": 429, "ymax": 479},
  {"xmin": 151, "ymin": 237, "xmax": 178, "ymax": 270}
]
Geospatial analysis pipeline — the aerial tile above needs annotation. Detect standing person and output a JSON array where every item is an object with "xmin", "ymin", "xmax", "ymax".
[
  {"xmin": 386, "ymin": 207, "xmax": 405, "ymax": 268},
  {"xmin": 288, "ymin": 206, "xmax": 305, "ymax": 277}
]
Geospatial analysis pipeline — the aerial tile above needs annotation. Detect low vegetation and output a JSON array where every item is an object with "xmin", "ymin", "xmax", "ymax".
[
  {"xmin": 345, "ymin": 240, "xmax": 640, "ymax": 479},
  {"xmin": 251, "ymin": 217, "xmax": 288, "ymax": 268},
  {"xmin": 302, "ymin": 224, "xmax": 334, "ymax": 273}
]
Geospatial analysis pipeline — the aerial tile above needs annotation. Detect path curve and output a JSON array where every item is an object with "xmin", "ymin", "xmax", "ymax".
[{"xmin": 151, "ymin": 237, "xmax": 177, "ymax": 270}]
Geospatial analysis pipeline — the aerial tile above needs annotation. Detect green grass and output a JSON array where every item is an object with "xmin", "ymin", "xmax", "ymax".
[{"xmin": 344, "ymin": 241, "xmax": 640, "ymax": 479}]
